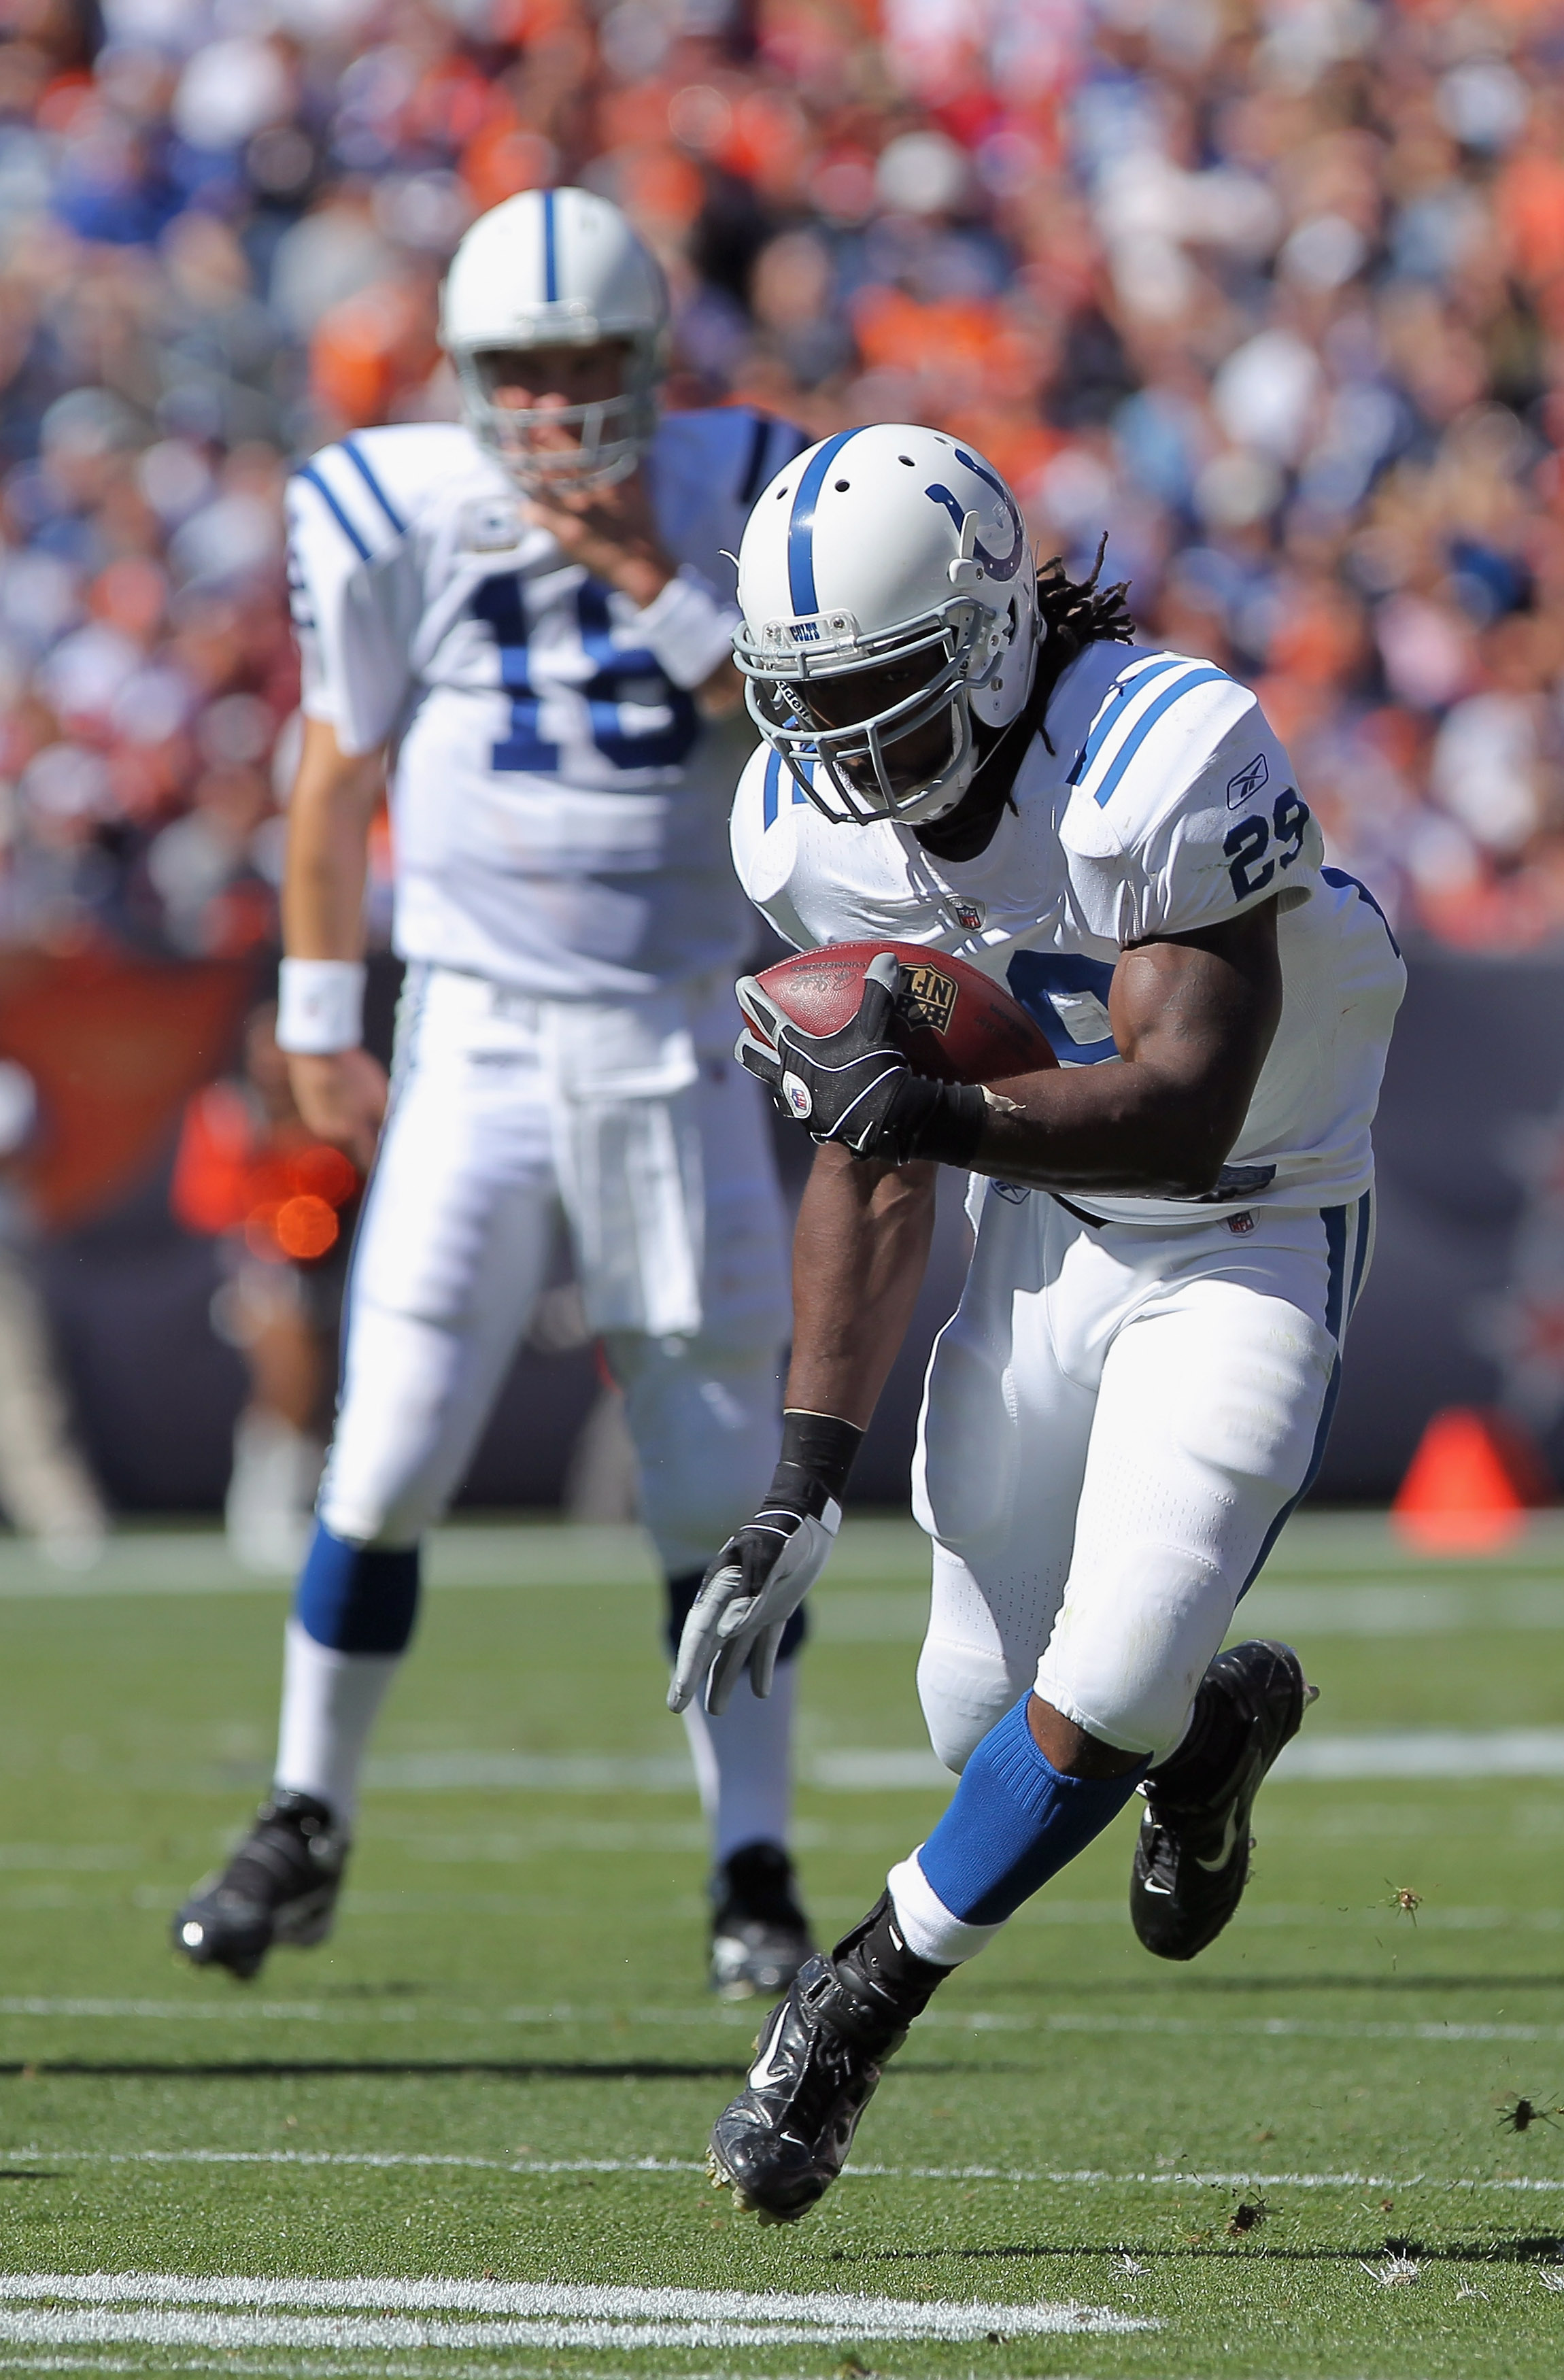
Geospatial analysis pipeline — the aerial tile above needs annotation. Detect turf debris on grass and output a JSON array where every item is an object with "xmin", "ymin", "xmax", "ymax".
[{"xmin": 0, "ymin": 1514, "xmax": 1563, "ymax": 2375}]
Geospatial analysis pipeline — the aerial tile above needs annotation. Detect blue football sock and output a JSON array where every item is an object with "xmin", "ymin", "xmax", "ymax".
[
  {"xmin": 294, "ymin": 1521, "xmax": 421, "ymax": 1654},
  {"xmin": 916, "ymin": 1695, "xmax": 1146, "ymax": 1928}
]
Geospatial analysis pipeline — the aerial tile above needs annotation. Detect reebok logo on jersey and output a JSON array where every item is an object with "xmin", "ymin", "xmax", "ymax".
[
  {"xmin": 896, "ymin": 964, "xmax": 959, "ymax": 1036},
  {"xmin": 1227, "ymin": 752, "xmax": 1270, "ymax": 809},
  {"xmin": 782, "ymin": 1072, "xmax": 813, "ymax": 1120}
]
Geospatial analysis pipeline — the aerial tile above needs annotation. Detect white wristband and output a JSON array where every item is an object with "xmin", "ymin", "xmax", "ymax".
[
  {"xmin": 276, "ymin": 958, "xmax": 366, "ymax": 1054},
  {"xmin": 632, "ymin": 565, "xmax": 740, "ymax": 691}
]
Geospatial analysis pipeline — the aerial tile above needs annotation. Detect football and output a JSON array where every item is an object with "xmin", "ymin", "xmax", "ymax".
[{"xmin": 738, "ymin": 940, "xmax": 1059, "ymax": 1087}]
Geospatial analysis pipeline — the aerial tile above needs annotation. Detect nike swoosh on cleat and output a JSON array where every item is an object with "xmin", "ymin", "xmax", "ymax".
[
  {"xmin": 748, "ymin": 2010, "xmax": 790, "ymax": 2090},
  {"xmin": 1194, "ymin": 1803, "xmax": 1242, "ymax": 1873}
]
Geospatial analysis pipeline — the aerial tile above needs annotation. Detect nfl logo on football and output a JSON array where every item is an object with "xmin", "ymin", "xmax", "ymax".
[{"xmin": 900, "ymin": 964, "xmax": 959, "ymax": 1036}]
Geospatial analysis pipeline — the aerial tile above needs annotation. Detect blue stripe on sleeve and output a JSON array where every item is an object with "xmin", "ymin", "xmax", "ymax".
[
  {"xmin": 542, "ymin": 188, "xmax": 558, "ymax": 301},
  {"xmin": 762, "ymin": 747, "xmax": 783, "ymax": 830},
  {"xmin": 1068, "ymin": 655, "xmax": 1193, "ymax": 787},
  {"xmin": 787, "ymin": 430, "xmax": 858, "ymax": 617},
  {"xmin": 1089, "ymin": 666, "xmax": 1231, "ymax": 809},
  {"xmin": 342, "ymin": 437, "xmax": 405, "ymax": 537},
  {"xmin": 296, "ymin": 463, "xmax": 371, "ymax": 562}
]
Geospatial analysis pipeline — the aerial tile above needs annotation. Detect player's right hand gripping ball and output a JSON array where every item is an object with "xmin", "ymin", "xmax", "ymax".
[{"xmin": 668, "ymin": 1494, "xmax": 843, "ymax": 1716}]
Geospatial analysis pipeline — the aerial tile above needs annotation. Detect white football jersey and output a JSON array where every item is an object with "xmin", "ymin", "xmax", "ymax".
[
  {"xmin": 287, "ymin": 409, "xmax": 806, "ymax": 998},
  {"xmin": 731, "ymin": 640, "xmax": 1407, "ymax": 1225}
]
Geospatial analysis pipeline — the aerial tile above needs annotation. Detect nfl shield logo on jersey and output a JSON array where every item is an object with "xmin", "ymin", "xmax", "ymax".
[
  {"xmin": 782, "ymin": 1072, "xmax": 813, "ymax": 1120},
  {"xmin": 952, "ymin": 899, "xmax": 985, "ymax": 931}
]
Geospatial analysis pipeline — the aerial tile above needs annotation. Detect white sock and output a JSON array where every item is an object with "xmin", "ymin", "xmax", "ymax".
[
  {"xmin": 273, "ymin": 1617, "xmax": 402, "ymax": 1826},
  {"xmin": 681, "ymin": 1656, "xmax": 797, "ymax": 1865},
  {"xmin": 226, "ymin": 1411, "xmax": 324, "ymax": 1576},
  {"xmin": 887, "ymin": 1848, "xmax": 1005, "ymax": 1966}
]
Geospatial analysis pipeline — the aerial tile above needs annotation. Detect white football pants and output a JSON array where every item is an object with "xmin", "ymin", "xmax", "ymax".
[
  {"xmin": 278, "ymin": 964, "xmax": 794, "ymax": 1854},
  {"xmin": 913, "ymin": 1184, "xmax": 1372, "ymax": 1769},
  {"xmin": 319, "ymin": 964, "xmax": 789, "ymax": 1570}
]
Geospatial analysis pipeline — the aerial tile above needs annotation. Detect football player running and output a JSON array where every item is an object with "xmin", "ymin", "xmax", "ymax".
[
  {"xmin": 173, "ymin": 190, "xmax": 815, "ymax": 2000},
  {"xmin": 674, "ymin": 424, "xmax": 1406, "ymax": 2220}
]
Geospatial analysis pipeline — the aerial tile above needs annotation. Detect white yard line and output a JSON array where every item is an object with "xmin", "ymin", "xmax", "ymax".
[
  {"xmin": 5, "ymin": 2148, "xmax": 1564, "ymax": 2193},
  {"xmin": 355, "ymin": 1733, "xmax": 1564, "ymax": 1792},
  {"xmin": 5, "ymin": 1995, "xmax": 1564, "ymax": 2039},
  {"xmin": 0, "ymin": 2277, "xmax": 1150, "ymax": 2348},
  {"xmin": 0, "ymin": 2311, "xmax": 1146, "ymax": 2351},
  {"xmin": 3, "ymin": 1511, "xmax": 1563, "ymax": 1602},
  {"xmin": 358, "ymin": 1749, "xmax": 954, "ymax": 1792},
  {"xmin": 1276, "ymin": 1728, "xmax": 1564, "ymax": 1780},
  {"xmin": 823, "ymin": 1582, "xmax": 1564, "ymax": 1641},
  {"xmin": 359, "ymin": 1733, "xmax": 1564, "ymax": 1792}
]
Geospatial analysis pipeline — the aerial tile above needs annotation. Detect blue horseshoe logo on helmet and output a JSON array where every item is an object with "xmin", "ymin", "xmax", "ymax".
[{"xmin": 923, "ymin": 449, "xmax": 1026, "ymax": 581}]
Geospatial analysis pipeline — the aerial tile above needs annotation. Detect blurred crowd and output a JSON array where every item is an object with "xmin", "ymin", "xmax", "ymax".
[{"xmin": 0, "ymin": 0, "xmax": 1561, "ymax": 957}]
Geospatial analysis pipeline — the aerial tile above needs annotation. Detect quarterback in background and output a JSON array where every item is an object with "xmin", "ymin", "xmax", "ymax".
[
  {"xmin": 673, "ymin": 424, "xmax": 1406, "ymax": 2219},
  {"xmin": 173, "ymin": 189, "xmax": 812, "ymax": 1999}
]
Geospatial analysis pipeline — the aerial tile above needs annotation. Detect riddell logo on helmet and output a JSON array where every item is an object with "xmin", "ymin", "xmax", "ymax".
[{"xmin": 897, "ymin": 964, "xmax": 959, "ymax": 1035}]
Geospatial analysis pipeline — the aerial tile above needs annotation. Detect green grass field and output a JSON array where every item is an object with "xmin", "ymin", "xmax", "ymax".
[{"xmin": 2, "ymin": 1512, "xmax": 1564, "ymax": 2377}]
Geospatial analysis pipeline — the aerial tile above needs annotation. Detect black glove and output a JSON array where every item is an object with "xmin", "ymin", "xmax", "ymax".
[
  {"xmin": 668, "ymin": 1412, "xmax": 864, "ymax": 1714},
  {"xmin": 736, "ymin": 950, "xmax": 987, "ymax": 1167}
]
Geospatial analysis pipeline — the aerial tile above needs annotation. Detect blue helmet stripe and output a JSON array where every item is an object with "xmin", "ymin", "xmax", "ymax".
[
  {"xmin": 542, "ymin": 188, "xmax": 558, "ymax": 302},
  {"xmin": 787, "ymin": 430, "xmax": 859, "ymax": 617}
]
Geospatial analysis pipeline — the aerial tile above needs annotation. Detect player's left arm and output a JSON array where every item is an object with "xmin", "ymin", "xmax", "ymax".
[
  {"xmin": 974, "ymin": 896, "xmax": 1283, "ymax": 1196},
  {"xmin": 524, "ymin": 469, "xmax": 743, "ymax": 716}
]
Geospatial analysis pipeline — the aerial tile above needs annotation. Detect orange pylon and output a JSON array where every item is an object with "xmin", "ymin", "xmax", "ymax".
[{"xmin": 1391, "ymin": 1407, "xmax": 1550, "ymax": 1552}]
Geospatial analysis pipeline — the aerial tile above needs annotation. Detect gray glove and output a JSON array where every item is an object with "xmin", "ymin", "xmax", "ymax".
[{"xmin": 668, "ymin": 1496, "xmax": 843, "ymax": 1716}]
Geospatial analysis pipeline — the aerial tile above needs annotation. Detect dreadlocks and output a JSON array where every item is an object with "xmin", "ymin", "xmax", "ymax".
[
  {"xmin": 915, "ymin": 538, "xmax": 1136, "ymax": 863},
  {"xmin": 1032, "ymin": 537, "xmax": 1136, "ymax": 749}
]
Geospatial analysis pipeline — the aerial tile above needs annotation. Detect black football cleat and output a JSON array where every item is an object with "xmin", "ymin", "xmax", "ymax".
[
  {"xmin": 173, "ymin": 1790, "xmax": 347, "ymax": 1981},
  {"xmin": 710, "ymin": 1841, "xmax": 813, "ymax": 2001},
  {"xmin": 1131, "ymin": 1638, "xmax": 1315, "ymax": 1962},
  {"xmin": 707, "ymin": 1893, "xmax": 947, "ymax": 2223}
]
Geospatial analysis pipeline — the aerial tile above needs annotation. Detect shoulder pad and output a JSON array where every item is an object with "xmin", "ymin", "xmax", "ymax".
[
  {"xmin": 291, "ymin": 424, "xmax": 482, "ymax": 560},
  {"xmin": 1063, "ymin": 651, "xmax": 1255, "ymax": 846}
]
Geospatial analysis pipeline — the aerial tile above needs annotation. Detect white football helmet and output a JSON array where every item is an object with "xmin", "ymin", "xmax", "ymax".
[
  {"xmin": 439, "ymin": 187, "xmax": 669, "ymax": 494},
  {"xmin": 734, "ymin": 423, "xmax": 1038, "ymax": 826}
]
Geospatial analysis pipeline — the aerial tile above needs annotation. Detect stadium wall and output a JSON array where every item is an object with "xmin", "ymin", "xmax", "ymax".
[{"xmin": 26, "ymin": 944, "xmax": 1564, "ymax": 1516}]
